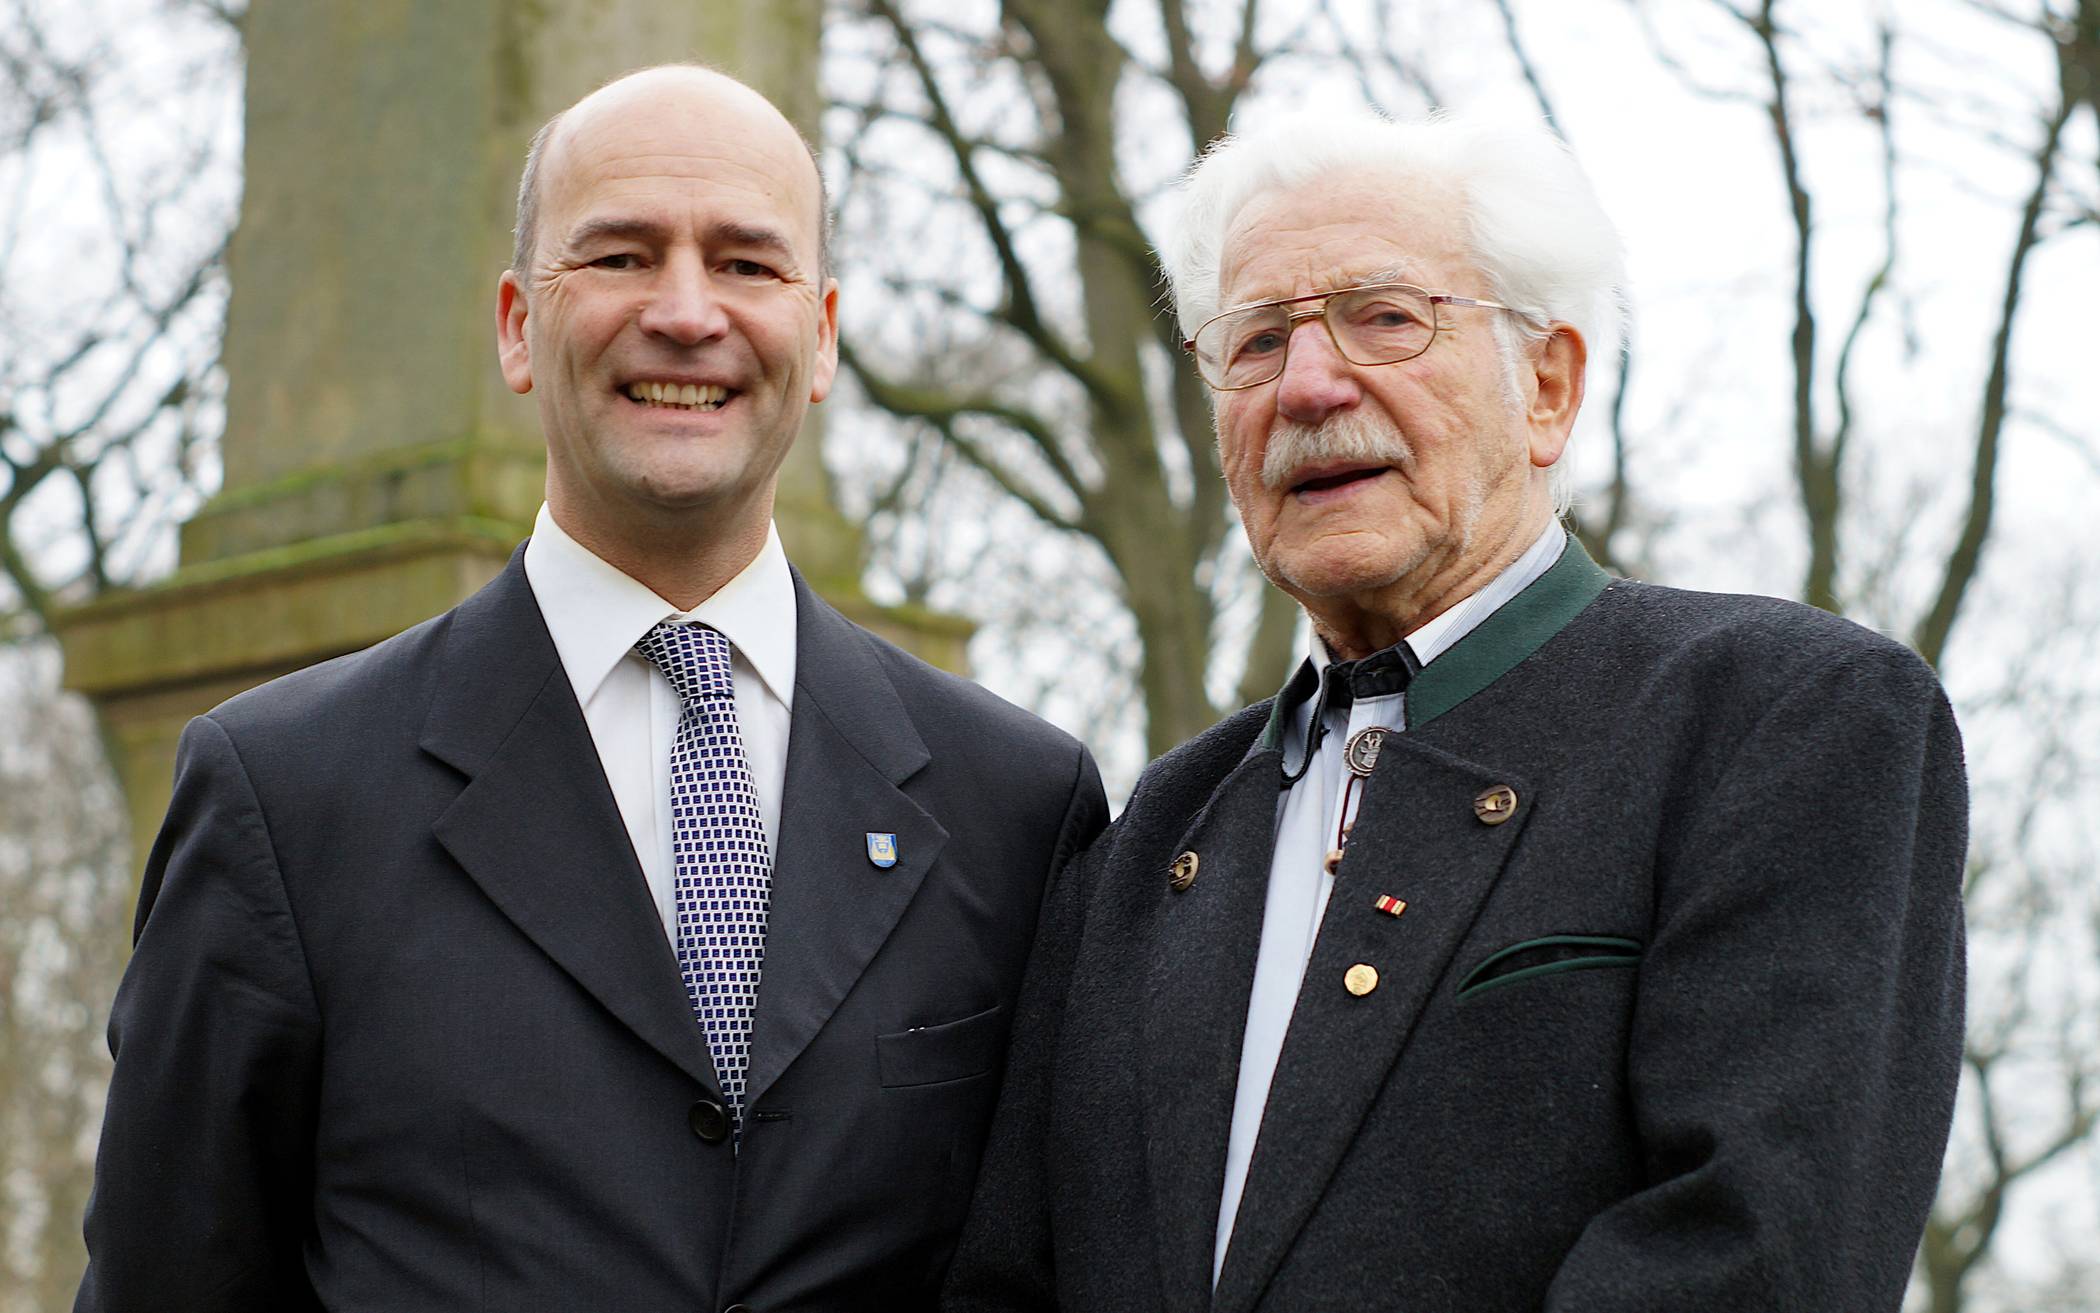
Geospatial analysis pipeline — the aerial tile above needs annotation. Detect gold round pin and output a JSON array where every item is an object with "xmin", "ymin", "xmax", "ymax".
[
  {"xmin": 1473, "ymin": 784, "xmax": 1518, "ymax": 825},
  {"xmin": 1344, "ymin": 963, "xmax": 1379, "ymax": 996},
  {"xmin": 1169, "ymin": 851, "xmax": 1199, "ymax": 892}
]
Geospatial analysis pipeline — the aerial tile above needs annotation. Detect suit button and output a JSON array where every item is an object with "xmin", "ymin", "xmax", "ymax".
[
  {"xmin": 1473, "ymin": 784, "xmax": 1518, "ymax": 824},
  {"xmin": 1169, "ymin": 851, "xmax": 1199, "ymax": 892},
  {"xmin": 688, "ymin": 1099, "xmax": 730, "ymax": 1144},
  {"xmin": 723, "ymin": 1305, "xmax": 754, "ymax": 1313}
]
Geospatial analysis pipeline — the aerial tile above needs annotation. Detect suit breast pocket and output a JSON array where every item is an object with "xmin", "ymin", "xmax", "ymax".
[
  {"xmin": 1456, "ymin": 935, "xmax": 1642, "ymax": 1003},
  {"xmin": 877, "ymin": 1002, "xmax": 1007, "ymax": 1088}
]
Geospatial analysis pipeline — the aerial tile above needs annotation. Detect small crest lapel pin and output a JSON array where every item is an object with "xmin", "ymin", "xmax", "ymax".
[{"xmin": 866, "ymin": 832, "xmax": 899, "ymax": 869}]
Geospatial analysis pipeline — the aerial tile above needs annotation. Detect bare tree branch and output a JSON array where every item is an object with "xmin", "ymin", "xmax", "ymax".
[
  {"xmin": 928, "ymin": 414, "xmax": 1088, "ymax": 538},
  {"xmin": 2019, "ymin": 407, "xmax": 2100, "ymax": 479},
  {"xmin": 861, "ymin": 0, "xmax": 1116, "ymax": 405},
  {"xmin": 1829, "ymin": 23, "xmax": 1900, "ymax": 495},
  {"xmin": 1493, "ymin": 0, "xmax": 1639, "ymax": 575},
  {"xmin": 1737, "ymin": 0, "xmax": 1844, "ymax": 613},
  {"xmin": 840, "ymin": 340, "xmax": 1090, "ymax": 532},
  {"xmin": 1627, "ymin": 0, "xmax": 1769, "ymax": 106},
  {"xmin": 1912, "ymin": 93, "xmax": 2070, "ymax": 668},
  {"xmin": 1491, "ymin": 0, "xmax": 1563, "ymax": 128},
  {"xmin": 0, "ymin": 0, "xmax": 235, "ymax": 645}
]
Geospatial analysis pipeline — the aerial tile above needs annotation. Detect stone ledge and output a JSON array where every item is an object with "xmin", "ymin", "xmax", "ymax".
[
  {"xmin": 57, "ymin": 522, "xmax": 521, "ymax": 698},
  {"xmin": 180, "ymin": 437, "xmax": 544, "ymax": 561}
]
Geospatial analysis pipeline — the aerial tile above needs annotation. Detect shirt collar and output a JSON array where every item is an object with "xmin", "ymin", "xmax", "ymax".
[
  {"xmin": 1305, "ymin": 520, "xmax": 1567, "ymax": 678},
  {"xmin": 1277, "ymin": 520, "xmax": 1568, "ymax": 765},
  {"xmin": 522, "ymin": 504, "xmax": 798, "ymax": 709}
]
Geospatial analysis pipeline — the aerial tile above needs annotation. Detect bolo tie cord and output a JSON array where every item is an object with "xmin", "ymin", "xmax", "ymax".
[
  {"xmin": 1281, "ymin": 677, "xmax": 1342, "ymax": 788},
  {"xmin": 1325, "ymin": 772, "xmax": 1364, "ymax": 876}
]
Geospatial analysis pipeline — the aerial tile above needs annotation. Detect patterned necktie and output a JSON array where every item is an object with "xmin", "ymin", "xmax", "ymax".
[{"xmin": 634, "ymin": 621, "xmax": 772, "ymax": 1130}]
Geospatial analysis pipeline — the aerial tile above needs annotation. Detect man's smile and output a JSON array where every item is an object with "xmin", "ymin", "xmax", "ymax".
[{"xmin": 621, "ymin": 379, "xmax": 735, "ymax": 411}]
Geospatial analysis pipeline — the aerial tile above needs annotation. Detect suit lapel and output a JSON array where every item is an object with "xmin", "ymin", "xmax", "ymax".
[
  {"xmin": 1212, "ymin": 734, "xmax": 1534, "ymax": 1313},
  {"xmin": 1142, "ymin": 746, "xmax": 1284, "ymax": 1313},
  {"xmin": 423, "ymin": 550, "xmax": 716, "ymax": 1091},
  {"xmin": 741, "ymin": 574, "xmax": 947, "ymax": 1107}
]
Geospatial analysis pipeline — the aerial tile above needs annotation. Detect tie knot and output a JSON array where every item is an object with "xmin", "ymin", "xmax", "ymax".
[
  {"xmin": 635, "ymin": 621, "xmax": 737, "ymax": 704},
  {"xmin": 1322, "ymin": 641, "xmax": 1421, "ymax": 711}
]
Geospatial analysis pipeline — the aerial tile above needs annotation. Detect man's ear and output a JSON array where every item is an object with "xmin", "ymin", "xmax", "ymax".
[
  {"xmin": 1526, "ymin": 323, "xmax": 1586, "ymax": 472},
  {"xmin": 808, "ymin": 277, "xmax": 840, "ymax": 404},
  {"xmin": 497, "ymin": 270, "xmax": 532, "ymax": 395}
]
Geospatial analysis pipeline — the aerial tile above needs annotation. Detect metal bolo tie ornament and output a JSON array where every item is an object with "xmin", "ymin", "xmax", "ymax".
[
  {"xmin": 1327, "ymin": 726, "xmax": 1388, "ymax": 875},
  {"xmin": 1279, "ymin": 644, "xmax": 1418, "ymax": 877}
]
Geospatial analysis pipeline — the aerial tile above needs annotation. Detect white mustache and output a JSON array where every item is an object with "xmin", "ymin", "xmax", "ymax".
[{"xmin": 1260, "ymin": 412, "xmax": 1414, "ymax": 489}]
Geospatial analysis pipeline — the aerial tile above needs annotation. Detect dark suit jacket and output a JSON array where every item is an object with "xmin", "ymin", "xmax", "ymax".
[
  {"xmin": 78, "ymin": 547, "xmax": 1106, "ymax": 1312},
  {"xmin": 947, "ymin": 542, "xmax": 1966, "ymax": 1313}
]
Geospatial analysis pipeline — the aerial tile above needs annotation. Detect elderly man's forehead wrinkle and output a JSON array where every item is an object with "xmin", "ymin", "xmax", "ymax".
[
  {"xmin": 1219, "ymin": 177, "xmax": 1478, "ymax": 312},
  {"xmin": 1222, "ymin": 245, "xmax": 1430, "ymax": 305}
]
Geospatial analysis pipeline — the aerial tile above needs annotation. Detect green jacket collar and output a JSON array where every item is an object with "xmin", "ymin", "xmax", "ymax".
[{"xmin": 1256, "ymin": 534, "xmax": 1611, "ymax": 752}]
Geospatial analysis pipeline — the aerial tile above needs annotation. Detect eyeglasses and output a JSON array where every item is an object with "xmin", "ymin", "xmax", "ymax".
[{"xmin": 1182, "ymin": 282, "xmax": 1537, "ymax": 391}]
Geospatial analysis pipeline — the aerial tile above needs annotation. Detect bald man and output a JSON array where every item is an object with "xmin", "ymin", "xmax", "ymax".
[{"xmin": 78, "ymin": 66, "xmax": 1104, "ymax": 1312}]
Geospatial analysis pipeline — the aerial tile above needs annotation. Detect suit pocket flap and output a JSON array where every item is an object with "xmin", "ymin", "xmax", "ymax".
[
  {"xmin": 1457, "ymin": 935, "xmax": 1642, "ymax": 1001},
  {"xmin": 877, "ymin": 1003, "xmax": 1007, "ymax": 1087}
]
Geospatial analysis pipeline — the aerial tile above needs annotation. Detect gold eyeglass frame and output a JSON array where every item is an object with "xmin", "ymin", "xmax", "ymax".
[{"xmin": 1181, "ymin": 281, "xmax": 1538, "ymax": 391}]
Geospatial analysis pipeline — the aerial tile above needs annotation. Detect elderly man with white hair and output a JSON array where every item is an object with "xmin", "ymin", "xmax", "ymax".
[{"xmin": 944, "ymin": 109, "xmax": 1966, "ymax": 1313}]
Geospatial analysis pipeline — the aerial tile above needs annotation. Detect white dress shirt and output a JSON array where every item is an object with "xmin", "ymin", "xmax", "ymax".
[
  {"xmin": 1212, "ymin": 522, "xmax": 1567, "ymax": 1283},
  {"xmin": 521, "ymin": 505, "xmax": 798, "ymax": 947}
]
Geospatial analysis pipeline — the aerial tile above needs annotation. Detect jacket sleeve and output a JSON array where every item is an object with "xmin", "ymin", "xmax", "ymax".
[
  {"xmin": 1545, "ymin": 642, "xmax": 1967, "ymax": 1310},
  {"xmin": 942, "ymin": 777, "xmax": 1105, "ymax": 1312},
  {"xmin": 76, "ymin": 715, "xmax": 324, "ymax": 1313}
]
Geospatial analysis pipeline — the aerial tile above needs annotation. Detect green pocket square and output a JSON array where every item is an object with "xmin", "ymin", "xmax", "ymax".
[{"xmin": 1457, "ymin": 935, "xmax": 1642, "ymax": 1001}]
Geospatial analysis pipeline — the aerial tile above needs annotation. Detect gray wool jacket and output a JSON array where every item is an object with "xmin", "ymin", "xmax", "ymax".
[{"xmin": 946, "ymin": 540, "xmax": 1967, "ymax": 1313}]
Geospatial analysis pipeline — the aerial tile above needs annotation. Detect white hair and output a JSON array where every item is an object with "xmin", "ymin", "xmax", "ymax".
[{"xmin": 1160, "ymin": 108, "xmax": 1627, "ymax": 514}]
